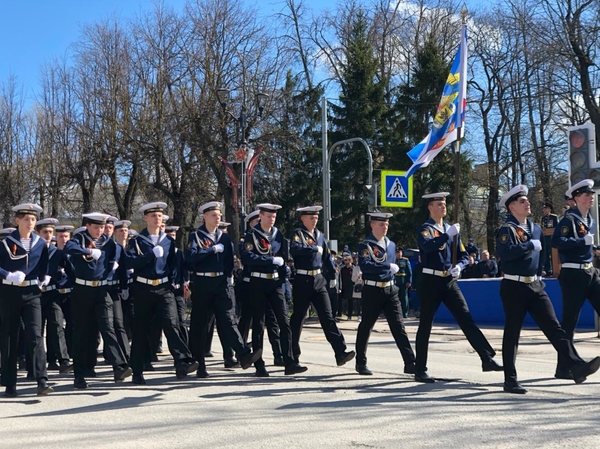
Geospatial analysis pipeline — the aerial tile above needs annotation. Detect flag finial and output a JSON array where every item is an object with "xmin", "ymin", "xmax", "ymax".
[{"xmin": 461, "ymin": 7, "xmax": 468, "ymax": 23}]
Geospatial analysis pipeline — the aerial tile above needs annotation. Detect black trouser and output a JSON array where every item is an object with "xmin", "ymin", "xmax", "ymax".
[
  {"xmin": 108, "ymin": 289, "xmax": 130, "ymax": 361},
  {"xmin": 356, "ymin": 284, "xmax": 415, "ymax": 367},
  {"xmin": 327, "ymin": 284, "xmax": 339, "ymax": 318},
  {"xmin": 238, "ymin": 280, "xmax": 282, "ymax": 358},
  {"xmin": 190, "ymin": 276, "xmax": 250, "ymax": 369},
  {"xmin": 543, "ymin": 235, "xmax": 553, "ymax": 274},
  {"xmin": 396, "ymin": 278, "xmax": 410, "ymax": 318},
  {"xmin": 174, "ymin": 290, "xmax": 188, "ymax": 346},
  {"xmin": 500, "ymin": 279, "xmax": 584, "ymax": 382},
  {"xmin": 248, "ymin": 277, "xmax": 294, "ymax": 368},
  {"xmin": 204, "ymin": 314, "xmax": 235, "ymax": 359},
  {"xmin": 290, "ymin": 273, "xmax": 347, "ymax": 360},
  {"xmin": 130, "ymin": 283, "xmax": 193, "ymax": 375},
  {"xmin": 58, "ymin": 293, "xmax": 73, "ymax": 356},
  {"xmin": 71, "ymin": 284, "xmax": 128, "ymax": 377},
  {"xmin": 41, "ymin": 290, "xmax": 70, "ymax": 363},
  {"xmin": 416, "ymin": 274, "xmax": 495, "ymax": 372},
  {"xmin": 121, "ymin": 289, "xmax": 134, "ymax": 341},
  {"xmin": 0, "ymin": 286, "xmax": 47, "ymax": 386},
  {"xmin": 557, "ymin": 267, "xmax": 600, "ymax": 341}
]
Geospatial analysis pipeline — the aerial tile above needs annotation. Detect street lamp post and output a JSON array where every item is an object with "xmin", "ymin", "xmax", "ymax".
[{"xmin": 217, "ymin": 88, "xmax": 268, "ymax": 237}]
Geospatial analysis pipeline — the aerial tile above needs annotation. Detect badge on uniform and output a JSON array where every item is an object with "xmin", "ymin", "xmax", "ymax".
[
  {"xmin": 293, "ymin": 235, "xmax": 300, "ymax": 242},
  {"xmin": 421, "ymin": 230, "xmax": 430, "ymax": 238},
  {"xmin": 499, "ymin": 233, "xmax": 509, "ymax": 244},
  {"xmin": 579, "ymin": 223, "xmax": 587, "ymax": 236},
  {"xmin": 307, "ymin": 237, "xmax": 315, "ymax": 245},
  {"xmin": 245, "ymin": 242, "xmax": 253, "ymax": 251},
  {"xmin": 515, "ymin": 228, "xmax": 526, "ymax": 242},
  {"xmin": 361, "ymin": 249, "xmax": 369, "ymax": 257},
  {"xmin": 561, "ymin": 226, "xmax": 570, "ymax": 236}
]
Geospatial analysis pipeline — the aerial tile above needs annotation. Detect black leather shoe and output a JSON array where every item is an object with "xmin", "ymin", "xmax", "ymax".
[
  {"xmin": 554, "ymin": 369, "xmax": 573, "ymax": 380},
  {"xmin": 176, "ymin": 361, "xmax": 199, "ymax": 379},
  {"xmin": 132, "ymin": 374, "xmax": 146, "ymax": 385},
  {"xmin": 404, "ymin": 363, "xmax": 417, "ymax": 374},
  {"xmin": 143, "ymin": 362, "xmax": 156, "ymax": 371},
  {"xmin": 59, "ymin": 362, "xmax": 74, "ymax": 374},
  {"xmin": 239, "ymin": 349, "xmax": 262, "ymax": 370},
  {"xmin": 356, "ymin": 364, "xmax": 373, "ymax": 375},
  {"xmin": 4, "ymin": 386, "xmax": 17, "ymax": 398},
  {"xmin": 572, "ymin": 356, "xmax": 600, "ymax": 384},
  {"xmin": 285, "ymin": 363, "xmax": 308, "ymax": 375},
  {"xmin": 273, "ymin": 356, "xmax": 285, "ymax": 367},
  {"xmin": 204, "ymin": 352, "xmax": 214, "ymax": 358},
  {"xmin": 114, "ymin": 365, "xmax": 133, "ymax": 382},
  {"xmin": 47, "ymin": 362, "xmax": 60, "ymax": 371},
  {"xmin": 336, "ymin": 351, "xmax": 356, "ymax": 366},
  {"xmin": 83, "ymin": 369, "xmax": 97, "ymax": 378},
  {"xmin": 224, "ymin": 358, "xmax": 241, "ymax": 369},
  {"xmin": 196, "ymin": 368, "xmax": 209, "ymax": 378},
  {"xmin": 74, "ymin": 377, "xmax": 88, "ymax": 389},
  {"xmin": 37, "ymin": 379, "xmax": 54, "ymax": 396},
  {"xmin": 482, "ymin": 359, "xmax": 504, "ymax": 372},
  {"xmin": 255, "ymin": 366, "xmax": 270, "ymax": 377},
  {"xmin": 415, "ymin": 371, "xmax": 435, "ymax": 383},
  {"xmin": 503, "ymin": 381, "xmax": 527, "ymax": 394}
]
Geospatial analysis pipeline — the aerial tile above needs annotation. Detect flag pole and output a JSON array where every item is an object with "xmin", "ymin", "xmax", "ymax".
[{"xmin": 452, "ymin": 10, "xmax": 468, "ymax": 266}]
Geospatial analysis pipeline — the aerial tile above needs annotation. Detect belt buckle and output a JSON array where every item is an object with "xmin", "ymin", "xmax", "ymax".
[
  {"xmin": 440, "ymin": 271, "xmax": 448, "ymax": 277},
  {"xmin": 210, "ymin": 272, "xmax": 217, "ymax": 278},
  {"xmin": 90, "ymin": 280, "xmax": 100, "ymax": 287},
  {"xmin": 19, "ymin": 280, "xmax": 27, "ymax": 287},
  {"xmin": 151, "ymin": 279, "xmax": 160, "ymax": 286}
]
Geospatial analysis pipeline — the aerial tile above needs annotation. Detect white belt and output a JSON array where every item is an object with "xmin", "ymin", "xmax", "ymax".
[
  {"xmin": 242, "ymin": 277, "xmax": 250, "ymax": 282},
  {"xmin": 41, "ymin": 284, "xmax": 57, "ymax": 292},
  {"xmin": 296, "ymin": 269, "xmax": 321, "ymax": 276},
  {"xmin": 503, "ymin": 274, "xmax": 540, "ymax": 284},
  {"xmin": 58, "ymin": 288, "xmax": 72, "ymax": 294},
  {"xmin": 251, "ymin": 272, "xmax": 279, "ymax": 280},
  {"xmin": 136, "ymin": 276, "xmax": 169, "ymax": 286},
  {"xmin": 107, "ymin": 280, "xmax": 119, "ymax": 286},
  {"xmin": 2, "ymin": 279, "xmax": 38, "ymax": 287},
  {"xmin": 422, "ymin": 268, "xmax": 450, "ymax": 278},
  {"xmin": 364, "ymin": 280, "xmax": 394, "ymax": 288},
  {"xmin": 127, "ymin": 278, "xmax": 134, "ymax": 284},
  {"xmin": 561, "ymin": 262, "xmax": 593, "ymax": 270},
  {"xmin": 194, "ymin": 272, "xmax": 224, "ymax": 277},
  {"xmin": 75, "ymin": 278, "xmax": 108, "ymax": 287}
]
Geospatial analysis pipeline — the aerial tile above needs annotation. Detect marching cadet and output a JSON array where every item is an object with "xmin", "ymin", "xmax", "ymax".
[
  {"xmin": 394, "ymin": 246, "xmax": 412, "ymax": 318},
  {"xmin": 54, "ymin": 225, "xmax": 75, "ymax": 359},
  {"xmin": 241, "ymin": 203, "xmax": 307, "ymax": 377},
  {"xmin": 0, "ymin": 204, "xmax": 53, "ymax": 397},
  {"xmin": 185, "ymin": 201, "xmax": 261, "ymax": 378},
  {"xmin": 353, "ymin": 212, "xmax": 415, "ymax": 375},
  {"xmin": 64, "ymin": 212, "xmax": 132, "ymax": 389},
  {"xmin": 126, "ymin": 202, "xmax": 198, "ymax": 385},
  {"xmin": 109, "ymin": 220, "xmax": 131, "ymax": 361},
  {"xmin": 114, "ymin": 222, "xmax": 134, "ymax": 344},
  {"xmin": 165, "ymin": 225, "xmax": 189, "ymax": 346},
  {"xmin": 540, "ymin": 201, "xmax": 558, "ymax": 276},
  {"xmin": 35, "ymin": 218, "xmax": 72, "ymax": 374},
  {"xmin": 237, "ymin": 210, "xmax": 284, "ymax": 366},
  {"xmin": 497, "ymin": 185, "xmax": 600, "ymax": 393},
  {"xmin": 551, "ymin": 179, "xmax": 600, "ymax": 379},
  {"xmin": 289, "ymin": 206, "xmax": 355, "ymax": 367},
  {"xmin": 415, "ymin": 192, "xmax": 502, "ymax": 383}
]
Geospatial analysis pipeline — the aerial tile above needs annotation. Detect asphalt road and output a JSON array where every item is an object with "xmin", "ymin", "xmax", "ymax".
[{"xmin": 2, "ymin": 318, "xmax": 600, "ymax": 448}]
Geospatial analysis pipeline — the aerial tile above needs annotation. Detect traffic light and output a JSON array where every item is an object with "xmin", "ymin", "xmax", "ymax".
[
  {"xmin": 364, "ymin": 184, "xmax": 377, "ymax": 207},
  {"xmin": 568, "ymin": 122, "xmax": 599, "ymax": 184}
]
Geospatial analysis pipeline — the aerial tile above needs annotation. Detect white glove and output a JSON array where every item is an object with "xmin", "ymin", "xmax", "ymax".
[
  {"xmin": 449, "ymin": 265, "xmax": 462, "ymax": 278},
  {"xmin": 90, "ymin": 249, "xmax": 102, "ymax": 260},
  {"xmin": 152, "ymin": 246, "xmax": 164, "ymax": 258},
  {"xmin": 6, "ymin": 271, "xmax": 26, "ymax": 284},
  {"xmin": 112, "ymin": 262, "xmax": 119, "ymax": 271},
  {"xmin": 584, "ymin": 234, "xmax": 595, "ymax": 246},
  {"xmin": 273, "ymin": 256, "xmax": 284, "ymax": 266},
  {"xmin": 41, "ymin": 275, "xmax": 51, "ymax": 287},
  {"xmin": 389, "ymin": 263, "xmax": 399, "ymax": 274},
  {"xmin": 120, "ymin": 289, "xmax": 129, "ymax": 300},
  {"xmin": 446, "ymin": 223, "xmax": 461, "ymax": 237},
  {"xmin": 317, "ymin": 246, "xmax": 323, "ymax": 255},
  {"xmin": 227, "ymin": 277, "xmax": 234, "ymax": 286},
  {"xmin": 530, "ymin": 239, "xmax": 542, "ymax": 252},
  {"xmin": 329, "ymin": 279, "xmax": 337, "ymax": 288},
  {"xmin": 213, "ymin": 243, "xmax": 225, "ymax": 253}
]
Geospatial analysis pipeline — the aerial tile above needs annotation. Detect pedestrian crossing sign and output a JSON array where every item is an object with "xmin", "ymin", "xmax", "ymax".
[{"xmin": 381, "ymin": 171, "xmax": 413, "ymax": 208}]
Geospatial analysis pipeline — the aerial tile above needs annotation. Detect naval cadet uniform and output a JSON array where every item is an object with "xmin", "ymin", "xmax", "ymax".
[
  {"xmin": 497, "ymin": 184, "xmax": 600, "ymax": 393},
  {"xmin": 289, "ymin": 206, "xmax": 354, "ymax": 366},
  {"xmin": 540, "ymin": 203, "xmax": 558, "ymax": 275},
  {"xmin": 394, "ymin": 249, "xmax": 412, "ymax": 318}
]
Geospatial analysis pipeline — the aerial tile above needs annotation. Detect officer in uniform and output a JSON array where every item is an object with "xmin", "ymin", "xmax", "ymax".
[
  {"xmin": 355, "ymin": 212, "xmax": 416, "ymax": 375},
  {"xmin": 185, "ymin": 202, "xmax": 262, "ymax": 378},
  {"xmin": 241, "ymin": 203, "xmax": 307, "ymax": 377},
  {"xmin": 394, "ymin": 246, "xmax": 412, "ymax": 318},
  {"xmin": 237, "ymin": 210, "xmax": 284, "ymax": 366},
  {"xmin": 415, "ymin": 192, "xmax": 502, "ymax": 383},
  {"xmin": 551, "ymin": 179, "xmax": 600, "ymax": 379},
  {"xmin": 0, "ymin": 203, "xmax": 53, "ymax": 397},
  {"xmin": 35, "ymin": 218, "xmax": 72, "ymax": 374},
  {"xmin": 126, "ymin": 202, "xmax": 198, "ymax": 385},
  {"xmin": 64, "ymin": 212, "xmax": 132, "ymax": 389},
  {"xmin": 289, "ymin": 206, "xmax": 355, "ymax": 367},
  {"xmin": 497, "ymin": 184, "xmax": 600, "ymax": 393},
  {"xmin": 540, "ymin": 201, "xmax": 558, "ymax": 275},
  {"xmin": 113, "ymin": 221, "xmax": 134, "ymax": 344}
]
